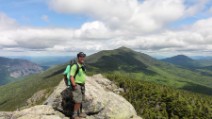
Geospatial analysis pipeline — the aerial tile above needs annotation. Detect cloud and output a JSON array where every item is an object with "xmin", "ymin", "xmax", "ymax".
[
  {"xmin": 0, "ymin": 12, "xmax": 18, "ymax": 30},
  {"xmin": 185, "ymin": 0, "xmax": 209, "ymax": 16},
  {"xmin": 49, "ymin": 0, "xmax": 186, "ymax": 33},
  {"xmin": 41, "ymin": 15, "xmax": 49, "ymax": 22},
  {"xmin": 0, "ymin": 0, "xmax": 212, "ymax": 56},
  {"xmin": 209, "ymin": 7, "xmax": 212, "ymax": 14},
  {"xmin": 0, "ymin": 17, "xmax": 113, "ymax": 52},
  {"xmin": 1, "ymin": 17, "xmax": 212, "ymax": 55},
  {"xmin": 1, "ymin": 13, "xmax": 212, "ymax": 55}
]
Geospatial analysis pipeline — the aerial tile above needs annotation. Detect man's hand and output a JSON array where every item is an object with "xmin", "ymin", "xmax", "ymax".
[
  {"xmin": 72, "ymin": 84, "xmax": 77, "ymax": 90},
  {"xmin": 71, "ymin": 76, "xmax": 76, "ymax": 90}
]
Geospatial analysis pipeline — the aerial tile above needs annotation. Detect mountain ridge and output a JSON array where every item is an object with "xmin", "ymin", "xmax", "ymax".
[
  {"xmin": 86, "ymin": 47, "xmax": 212, "ymax": 94},
  {"xmin": 162, "ymin": 55, "xmax": 201, "ymax": 68},
  {"xmin": 0, "ymin": 57, "xmax": 44, "ymax": 85}
]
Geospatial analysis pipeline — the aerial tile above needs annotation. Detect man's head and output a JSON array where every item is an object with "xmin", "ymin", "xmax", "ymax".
[{"xmin": 77, "ymin": 52, "xmax": 86, "ymax": 64}]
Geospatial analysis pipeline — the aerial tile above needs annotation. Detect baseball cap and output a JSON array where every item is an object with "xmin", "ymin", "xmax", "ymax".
[{"xmin": 77, "ymin": 52, "xmax": 86, "ymax": 58}]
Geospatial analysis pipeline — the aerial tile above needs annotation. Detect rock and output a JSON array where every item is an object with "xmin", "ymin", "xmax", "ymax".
[
  {"xmin": 0, "ymin": 105, "xmax": 67, "ymax": 119},
  {"xmin": 44, "ymin": 80, "xmax": 66, "ymax": 110},
  {"xmin": 26, "ymin": 89, "xmax": 49, "ymax": 106},
  {"xmin": 91, "ymin": 74, "xmax": 119, "ymax": 92},
  {"xmin": 84, "ymin": 75, "xmax": 139, "ymax": 119},
  {"xmin": 13, "ymin": 105, "xmax": 67, "ymax": 119},
  {"xmin": 0, "ymin": 112, "xmax": 12, "ymax": 119},
  {"xmin": 44, "ymin": 74, "xmax": 141, "ymax": 119},
  {"xmin": 91, "ymin": 74, "xmax": 125, "ymax": 94},
  {"xmin": 114, "ymin": 88, "xmax": 125, "ymax": 94},
  {"xmin": 0, "ymin": 74, "xmax": 142, "ymax": 119}
]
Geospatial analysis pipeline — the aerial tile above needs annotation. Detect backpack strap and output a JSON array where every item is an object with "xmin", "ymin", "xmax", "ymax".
[
  {"xmin": 73, "ymin": 63, "xmax": 86, "ymax": 79},
  {"xmin": 74, "ymin": 63, "xmax": 80, "ymax": 78}
]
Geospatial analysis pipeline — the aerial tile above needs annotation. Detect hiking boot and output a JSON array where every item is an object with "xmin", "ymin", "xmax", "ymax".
[
  {"xmin": 72, "ymin": 116, "xmax": 81, "ymax": 119},
  {"xmin": 72, "ymin": 112, "xmax": 80, "ymax": 119},
  {"xmin": 79, "ymin": 112, "xmax": 87, "ymax": 118}
]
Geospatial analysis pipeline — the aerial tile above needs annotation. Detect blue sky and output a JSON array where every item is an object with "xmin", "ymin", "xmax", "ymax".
[
  {"xmin": 169, "ymin": 0, "xmax": 212, "ymax": 28},
  {"xmin": 0, "ymin": 0, "xmax": 92, "ymax": 28},
  {"xmin": 0, "ymin": 0, "xmax": 212, "ymax": 57}
]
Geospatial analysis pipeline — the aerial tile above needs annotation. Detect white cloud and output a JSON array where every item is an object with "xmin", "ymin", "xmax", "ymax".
[
  {"xmin": 0, "ymin": 12, "xmax": 18, "ymax": 30},
  {"xmin": 0, "ymin": 0, "xmax": 212, "ymax": 56},
  {"xmin": 41, "ymin": 15, "xmax": 49, "ymax": 22},
  {"xmin": 185, "ymin": 0, "xmax": 209, "ymax": 16},
  {"xmin": 209, "ymin": 7, "xmax": 212, "ymax": 14},
  {"xmin": 49, "ymin": 0, "xmax": 185, "ymax": 33},
  {"xmin": 74, "ymin": 21, "xmax": 115, "ymax": 39},
  {"xmin": 0, "ymin": 18, "xmax": 113, "ymax": 52},
  {"xmin": 1, "ymin": 13, "xmax": 212, "ymax": 56}
]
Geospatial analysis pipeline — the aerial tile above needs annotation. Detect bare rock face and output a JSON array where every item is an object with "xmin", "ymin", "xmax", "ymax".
[
  {"xmin": 0, "ymin": 74, "xmax": 142, "ymax": 119},
  {"xmin": 91, "ymin": 74, "xmax": 124, "ymax": 94},
  {"xmin": 83, "ymin": 74, "xmax": 138, "ymax": 119},
  {"xmin": 0, "ymin": 105, "xmax": 68, "ymax": 119},
  {"xmin": 26, "ymin": 89, "xmax": 50, "ymax": 106},
  {"xmin": 0, "ymin": 112, "xmax": 12, "ymax": 119}
]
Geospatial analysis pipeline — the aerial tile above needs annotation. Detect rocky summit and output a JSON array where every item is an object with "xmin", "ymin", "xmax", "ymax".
[{"xmin": 0, "ymin": 74, "xmax": 142, "ymax": 119}]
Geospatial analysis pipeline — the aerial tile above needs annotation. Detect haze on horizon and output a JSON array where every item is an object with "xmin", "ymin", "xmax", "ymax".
[{"xmin": 0, "ymin": 0, "xmax": 212, "ymax": 57}]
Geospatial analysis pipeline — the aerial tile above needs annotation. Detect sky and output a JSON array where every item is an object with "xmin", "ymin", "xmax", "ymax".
[{"xmin": 0, "ymin": 0, "xmax": 212, "ymax": 57}]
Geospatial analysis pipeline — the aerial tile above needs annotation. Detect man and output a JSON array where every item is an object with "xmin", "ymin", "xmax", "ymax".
[{"xmin": 70, "ymin": 52, "xmax": 87, "ymax": 119}]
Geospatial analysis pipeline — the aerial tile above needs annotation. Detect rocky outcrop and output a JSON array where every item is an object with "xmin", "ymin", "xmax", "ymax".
[
  {"xmin": 0, "ymin": 74, "xmax": 142, "ymax": 119},
  {"xmin": 0, "ymin": 112, "xmax": 12, "ymax": 119},
  {"xmin": 0, "ymin": 105, "xmax": 68, "ymax": 119},
  {"xmin": 83, "ymin": 74, "xmax": 141, "ymax": 119},
  {"xmin": 26, "ymin": 89, "xmax": 50, "ymax": 106},
  {"xmin": 45, "ymin": 74, "xmax": 141, "ymax": 119}
]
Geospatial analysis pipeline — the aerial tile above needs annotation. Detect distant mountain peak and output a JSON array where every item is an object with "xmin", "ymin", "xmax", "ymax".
[
  {"xmin": 115, "ymin": 46, "xmax": 134, "ymax": 52},
  {"xmin": 162, "ymin": 55, "xmax": 200, "ymax": 68},
  {"xmin": 117, "ymin": 46, "xmax": 130, "ymax": 49},
  {"xmin": 169, "ymin": 55, "xmax": 193, "ymax": 61},
  {"xmin": 175, "ymin": 54, "xmax": 191, "ymax": 58}
]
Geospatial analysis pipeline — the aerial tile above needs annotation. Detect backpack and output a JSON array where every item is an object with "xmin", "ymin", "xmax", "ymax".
[
  {"xmin": 63, "ymin": 60, "xmax": 86, "ymax": 86},
  {"xmin": 60, "ymin": 88, "xmax": 74, "ymax": 116}
]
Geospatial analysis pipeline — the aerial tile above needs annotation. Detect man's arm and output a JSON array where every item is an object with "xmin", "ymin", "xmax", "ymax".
[
  {"xmin": 70, "ymin": 76, "xmax": 76, "ymax": 87},
  {"xmin": 70, "ymin": 64, "xmax": 77, "ymax": 89}
]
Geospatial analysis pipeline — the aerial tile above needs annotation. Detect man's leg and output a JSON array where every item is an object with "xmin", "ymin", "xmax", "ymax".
[
  {"xmin": 78, "ymin": 85, "xmax": 87, "ymax": 118},
  {"xmin": 73, "ymin": 103, "xmax": 81, "ymax": 118},
  {"xmin": 72, "ymin": 85, "xmax": 82, "ymax": 119}
]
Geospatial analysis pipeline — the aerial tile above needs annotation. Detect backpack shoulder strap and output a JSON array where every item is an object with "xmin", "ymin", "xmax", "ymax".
[{"xmin": 74, "ymin": 63, "xmax": 80, "ymax": 78}]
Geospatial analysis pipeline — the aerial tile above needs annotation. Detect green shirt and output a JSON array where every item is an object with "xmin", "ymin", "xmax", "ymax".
[
  {"xmin": 63, "ymin": 65, "xmax": 71, "ymax": 85},
  {"xmin": 70, "ymin": 63, "xmax": 86, "ymax": 84}
]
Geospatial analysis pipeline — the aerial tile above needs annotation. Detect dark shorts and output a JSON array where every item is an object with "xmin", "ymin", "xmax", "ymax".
[{"xmin": 72, "ymin": 84, "xmax": 85, "ymax": 103}]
